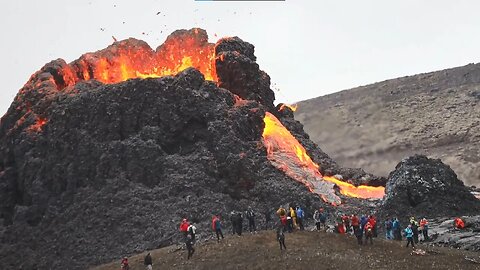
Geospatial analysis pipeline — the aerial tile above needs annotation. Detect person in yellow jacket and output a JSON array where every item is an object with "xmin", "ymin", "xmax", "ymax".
[{"xmin": 289, "ymin": 206, "xmax": 297, "ymax": 229}]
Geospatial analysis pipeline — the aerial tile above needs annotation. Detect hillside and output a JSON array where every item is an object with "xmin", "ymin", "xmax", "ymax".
[
  {"xmin": 295, "ymin": 63, "xmax": 480, "ymax": 187},
  {"xmin": 93, "ymin": 230, "xmax": 480, "ymax": 270}
]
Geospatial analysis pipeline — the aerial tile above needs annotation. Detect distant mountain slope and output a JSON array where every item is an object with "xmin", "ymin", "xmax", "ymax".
[{"xmin": 295, "ymin": 63, "xmax": 480, "ymax": 187}]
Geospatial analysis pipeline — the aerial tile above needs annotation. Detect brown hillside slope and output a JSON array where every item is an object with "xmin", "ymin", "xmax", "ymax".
[
  {"xmin": 93, "ymin": 230, "xmax": 480, "ymax": 270},
  {"xmin": 295, "ymin": 63, "xmax": 480, "ymax": 186}
]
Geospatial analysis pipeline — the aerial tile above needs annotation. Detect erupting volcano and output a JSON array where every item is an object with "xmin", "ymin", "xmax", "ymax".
[
  {"xmin": 8, "ymin": 28, "xmax": 383, "ymax": 203},
  {"xmin": 0, "ymin": 28, "xmax": 387, "ymax": 269}
]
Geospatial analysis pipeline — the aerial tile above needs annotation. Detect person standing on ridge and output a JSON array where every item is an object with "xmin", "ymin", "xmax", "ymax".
[
  {"xmin": 360, "ymin": 215, "xmax": 368, "ymax": 232},
  {"xmin": 404, "ymin": 224, "xmax": 415, "ymax": 248},
  {"xmin": 385, "ymin": 218, "xmax": 393, "ymax": 240},
  {"xmin": 212, "ymin": 215, "xmax": 224, "ymax": 242},
  {"xmin": 364, "ymin": 221, "xmax": 373, "ymax": 244},
  {"xmin": 313, "ymin": 209, "xmax": 321, "ymax": 231},
  {"xmin": 235, "ymin": 212, "xmax": 244, "ymax": 236},
  {"xmin": 368, "ymin": 215, "xmax": 377, "ymax": 237},
  {"xmin": 277, "ymin": 223, "xmax": 287, "ymax": 250},
  {"xmin": 420, "ymin": 217, "xmax": 429, "ymax": 241},
  {"xmin": 265, "ymin": 210, "xmax": 272, "ymax": 230},
  {"xmin": 342, "ymin": 214, "xmax": 351, "ymax": 234},
  {"xmin": 188, "ymin": 222, "xmax": 197, "ymax": 243},
  {"xmin": 296, "ymin": 206, "xmax": 305, "ymax": 230},
  {"xmin": 144, "ymin": 252, "xmax": 153, "ymax": 270},
  {"xmin": 185, "ymin": 233, "xmax": 195, "ymax": 259},
  {"xmin": 410, "ymin": 217, "xmax": 419, "ymax": 244},
  {"xmin": 393, "ymin": 218, "xmax": 402, "ymax": 241},
  {"xmin": 289, "ymin": 205, "xmax": 297, "ymax": 230},
  {"xmin": 355, "ymin": 222, "xmax": 364, "ymax": 245},
  {"xmin": 121, "ymin": 257, "xmax": 130, "ymax": 270},
  {"xmin": 246, "ymin": 207, "xmax": 256, "ymax": 233},
  {"xmin": 336, "ymin": 214, "xmax": 345, "ymax": 234},
  {"xmin": 351, "ymin": 214, "xmax": 360, "ymax": 235},
  {"xmin": 319, "ymin": 208, "xmax": 327, "ymax": 230},
  {"xmin": 230, "ymin": 211, "xmax": 237, "ymax": 235}
]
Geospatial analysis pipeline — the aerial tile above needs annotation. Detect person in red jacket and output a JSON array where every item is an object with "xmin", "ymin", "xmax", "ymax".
[
  {"xmin": 120, "ymin": 257, "xmax": 129, "ymax": 270},
  {"xmin": 212, "ymin": 215, "xmax": 224, "ymax": 242},
  {"xmin": 368, "ymin": 215, "xmax": 377, "ymax": 237},
  {"xmin": 454, "ymin": 217, "xmax": 465, "ymax": 229},
  {"xmin": 179, "ymin": 218, "xmax": 190, "ymax": 239},
  {"xmin": 364, "ymin": 221, "xmax": 373, "ymax": 244},
  {"xmin": 351, "ymin": 214, "xmax": 360, "ymax": 235},
  {"xmin": 342, "ymin": 214, "xmax": 351, "ymax": 234}
]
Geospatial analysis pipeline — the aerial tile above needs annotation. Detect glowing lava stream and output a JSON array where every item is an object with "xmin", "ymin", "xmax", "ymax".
[{"xmin": 262, "ymin": 112, "xmax": 385, "ymax": 205}]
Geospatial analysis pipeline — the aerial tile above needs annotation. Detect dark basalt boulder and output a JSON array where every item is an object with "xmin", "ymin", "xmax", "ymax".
[{"xmin": 380, "ymin": 154, "xmax": 480, "ymax": 219}]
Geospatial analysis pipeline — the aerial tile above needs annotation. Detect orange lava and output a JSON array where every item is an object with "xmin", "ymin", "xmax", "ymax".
[
  {"xmin": 262, "ymin": 112, "xmax": 384, "ymax": 204},
  {"xmin": 71, "ymin": 30, "xmax": 217, "ymax": 85},
  {"xmin": 279, "ymin": 103, "xmax": 298, "ymax": 112}
]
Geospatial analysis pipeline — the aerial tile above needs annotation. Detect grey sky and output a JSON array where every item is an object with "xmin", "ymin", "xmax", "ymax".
[{"xmin": 1, "ymin": 0, "xmax": 479, "ymax": 116}]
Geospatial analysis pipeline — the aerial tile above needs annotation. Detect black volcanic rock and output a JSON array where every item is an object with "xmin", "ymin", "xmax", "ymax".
[
  {"xmin": 380, "ymin": 155, "xmax": 480, "ymax": 219},
  {"xmin": 0, "ymin": 30, "xmax": 346, "ymax": 269},
  {"xmin": 215, "ymin": 37, "xmax": 275, "ymax": 111},
  {"xmin": 0, "ymin": 29, "xmax": 389, "ymax": 269},
  {"xmin": 0, "ymin": 68, "xmax": 330, "ymax": 269}
]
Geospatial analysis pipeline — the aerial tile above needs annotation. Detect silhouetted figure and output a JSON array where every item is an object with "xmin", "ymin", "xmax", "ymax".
[
  {"xmin": 246, "ymin": 207, "xmax": 256, "ymax": 232},
  {"xmin": 144, "ymin": 252, "xmax": 152, "ymax": 270},
  {"xmin": 277, "ymin": 225, "xmax": 287, "ymax": 250}
]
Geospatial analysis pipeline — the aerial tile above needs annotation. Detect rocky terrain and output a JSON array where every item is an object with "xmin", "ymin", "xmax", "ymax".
[
  {"xmin": 0, "ymin": 29, "xmax": 380, "ymax": 269},
  {"xmin": 1, "ymin": 28, "xmax": 479, "ymax": 270},
  {"xmin": 93, "ymin": 230, "xmax": 480, "ymax": 270},
  {"xmin": 380, "ymin": 155, "xmax": 480, "ymax": 219},
  {"xmin": 295, "ymin": 63, "xmax": 480, "ymax": 187}
]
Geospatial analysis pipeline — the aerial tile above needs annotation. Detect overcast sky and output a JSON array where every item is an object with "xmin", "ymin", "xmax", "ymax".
[{"xmin": 1, "ymin": 0, "xmax": 480, "ymax": 115}]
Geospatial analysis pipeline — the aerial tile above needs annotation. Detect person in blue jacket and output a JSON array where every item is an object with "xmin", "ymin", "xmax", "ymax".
[
  {"xmin": 296, "ymin": 206, "xmax": 305, "ymax": 230},
  {"xmin": 360, "ymin": 215, "xmax": 368, "ymax": 231},
  {"xmin": 392, "ymin": 218, "xmax": 402, "ymax": 240},
  {"xmin": 404, "ymin": 224, "xmax": 415, "ymax": 248}
]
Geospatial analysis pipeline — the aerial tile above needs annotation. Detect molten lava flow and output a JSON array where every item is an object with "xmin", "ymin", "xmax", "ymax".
[
  {"xmin": 65, "ymin": 29, "xmax": 217, "ymax": 89},
  {"xmin": 262, "ymin": 112, "xmax": 384, "ymax": 204},
  {"xmin": 279, "ymin": 103, "xmax": 298, "ymax": 112}
]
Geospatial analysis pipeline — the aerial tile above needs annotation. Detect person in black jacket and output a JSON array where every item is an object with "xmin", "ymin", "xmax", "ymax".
[
  {"xmin": 230, "ymin": 211, "xmax": 237, "ymax": 235},
  {"xmin": 246, "ymin": 207, "xmax": 256, "ymax": 233},
  {"xmin": 234, "ymin": 212, "xmax": 243, "ymax": 236},
  {"xmin": 144, "ymin": 252, "xmax": 153, "ymax": 270},
  {"xmin": 185, "ymin": 234, "xmax": 195, "ymax": 259},
  {"xmin": 277, "ymin": 223, "xmax": 287, "ymax": 250}
]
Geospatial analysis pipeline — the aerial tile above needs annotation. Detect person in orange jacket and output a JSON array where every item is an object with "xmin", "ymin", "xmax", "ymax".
[{"xmin": 419, "ymin": 218, "xmax": 429, "ymax": 241}]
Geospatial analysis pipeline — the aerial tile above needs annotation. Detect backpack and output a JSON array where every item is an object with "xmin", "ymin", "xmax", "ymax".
[{"xmin": 188, "ymin": 225, "xmax": 196, "ymax": 236}]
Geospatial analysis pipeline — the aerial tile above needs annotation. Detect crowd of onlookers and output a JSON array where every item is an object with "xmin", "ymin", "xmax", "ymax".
[{"xmin": 118, "ymin": 206, "xmax": 468, "ymax": 269}]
